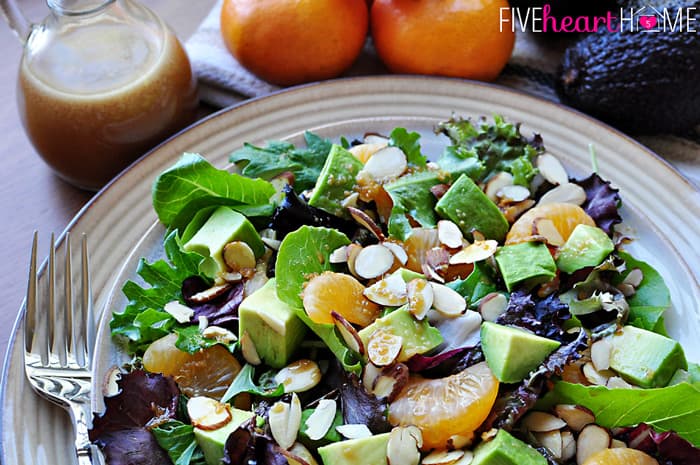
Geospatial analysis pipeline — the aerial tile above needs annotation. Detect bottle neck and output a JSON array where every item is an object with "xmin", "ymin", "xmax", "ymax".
[{"xmin": 46, "ymin": 0, "xmax": 115, "ymax": 16}]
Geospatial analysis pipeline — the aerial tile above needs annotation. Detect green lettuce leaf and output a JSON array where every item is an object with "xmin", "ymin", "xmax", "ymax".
[
  {"xmin": 152, "ymin": 153, "xmax": 275, "ymax": 228},
  {"xmin": 221, "ymin": 364, "xmax": 284, "ymax": 403},
  {"xmin": 229, "ymin": 132, "xmax": 333, "ymax": 192},
  {"xmin": 385, "ymin": 171, "xmax": 443, "ymax": 241},
  {"xmin": 174, "ymin": 325, "xmax": 236, "ymax": 355},
  {"xmin": 151, "ymin": 420, "xmax": 206, "ymax": 465},
  {"xmin": 389, "ymin": 127, "xmax": 427, "ymax": 167},
  {"xmin": 447, "ymin": 263, "xmax": 499, "ymax": 308},
  {"xmin": 616, "ymin": 251, "xmax": 671, "ymax": 333},
  {"xmin": 538, "ymin": 381, "xmax": 700, "ymax": 446}
]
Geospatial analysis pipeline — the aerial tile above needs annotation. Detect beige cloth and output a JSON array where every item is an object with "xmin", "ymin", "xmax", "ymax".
[{"xmin": 185, "ymin": 0, "xmax": 699, "ymax": 187}]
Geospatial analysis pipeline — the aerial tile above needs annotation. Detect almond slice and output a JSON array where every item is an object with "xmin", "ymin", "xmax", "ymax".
[
  {"xmin": 190, "ymin": 283, "xmax": 233, "ymax": 304},
  {"xmin": 269, "ymin": 394, "xmax": 302, "ymax": 450},
  {"xmin": 240, "ymin": 331, "xmax": 261, "ymax": 365},
  {"xmin": 346, "ymin": 243, "xmax": 363, "ymax": 278},
  {"xmin": 534, "ymin": 430, "xmax": 563, "ymax": 459},
  {"xmin": 329, "ymin": 245, "xmax": 348, "ymax": 264},
  {"xmin": 262, "ymin": 237, "xmax": 282, "ymax": 251},
  {"xmin": 537, "ymin": 153, "xmax": 569, "ymax": 186},
  {"xmin": 582, "ymin": 362, "xmax": 611, "ymax": 386},
  {"xmin": 576, "ymin": 424, "xmax": 611, "ymax": 465},
  {"xmin": 622, "ymin": 268, "xmax": 644, "ymax": 287},
  {"xmin": 201, "ymin": 325, "xmax": 238, "ymax": 344},
  {"xmin": 534, "ymin": 217, "xmax": 566, "ymax": 246},
  {"xmin": 561, "ymin": 430, "xmax": 576, "ymax": 461},
  {"xmin": 336, "ymin": 424, "xmax": 373, "ymax": 440},
  {"xmin": 590, "ymin": 339, "xmax": 612, "ymax": 371},
  {"xmin": 274, "ymin": 359, "xmax": 322, "ymax": 393},
  {"xmin": 422, "ymin": 449, "xmax": 465, "ymax": 465},
  {"xmin": 438, "ymin": 220, "xmax": 464, "ymax": 249},
  {"xmin": 606, "ymin": 376, "xmax": 634, "ymax": 389},
  {"xmin": 304, "ymin": 399, "xmax": 337, "ymax": 441},
  {"xmin": 430, "ymin": 282, "xmax": 467, "ymax": 317},
  {"xmin": 521, "ymin": 411, "xmax": 567, "ymax": 432},
  {"xmin": 485, "ymin": 172, "xmax": 514, "ymax": 202},
  {"xmin": 382, "ymin": 241, "xmax": 408, "ymax": 265},
  {"xmin": 341, "ymin": 192, "xmax": 360, "ymax": 210},
  {"xmin": 478, "ymin": 292, "xmax": 508, "ymax": 322},
  {"xmin": 449, "ymin": 240, "xmax": 498, "ymax": 265},
  {"xmin": 498, "ymin": 185, "xmax": 530, "ymax": 203},
  {"xmin": 387, "ymin": 426, "xmax": 421, "ymax": 465},
  {"xmin": 407, "ymin": 278, "xmax": 433, "ymax": 320},
  {"xmin": 187, "ymin": 396, "xmax": 233, "ymax": 431},
  {"xmin": 363, "ymin": 134, "xmax": 390, "ymax": 145},
  {"xmin": 362, "ymin": 362, "xmax": 383, "ymax": 390},
  {"xmin": 364, "ymin": 273, "xmax": 408, "ymax": 306},
  {"xmin": 360, "ymin": 146, "xmax": 407, "ymax": 181},
  {"xmin": 354, "ymin": 244, "xmax": 395, "ymax": 279},
  {"xmin": 348, "ymin": 207, "xmax": 386, "ymax": 241},
  {"xmin": 367, "ymin": 330, "xmax": 403, "ymax": 366},
  {"xmin": 163, "ymin": 301, "xmax": 194, "ymax": 324},
  {"xmin": 538, "ymin": 183, "xmax": 587, "ymax": 206},
  {"xmin": 553, "ymin": 405, "xmax": 595, "ymax": 432},
  {"xmin": 223, "ymin": 241, "xmax": 256, "ymax": 271},
  {"xmin": 332, "ymin": 311, "xmax": 364, "ymax": 355},
  {"xmin": 372, "ymin": 363, "xmax": 409, "ymax": 402}
]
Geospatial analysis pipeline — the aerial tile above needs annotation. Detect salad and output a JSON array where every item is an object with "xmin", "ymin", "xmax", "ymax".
[{"xmin": 89, "ymin": 116, "xmax": 700, "ymax": 465}]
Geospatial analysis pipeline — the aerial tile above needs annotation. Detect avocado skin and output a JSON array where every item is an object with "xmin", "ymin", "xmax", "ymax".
[{"xmin": 556, "ymin": 2, "xmax": 700, "ymax": 134}]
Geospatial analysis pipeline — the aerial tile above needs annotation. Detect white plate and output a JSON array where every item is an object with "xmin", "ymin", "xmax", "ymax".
[{"xmin": 2, "ymin": 76, "xmax": 698, "ymax": 465}]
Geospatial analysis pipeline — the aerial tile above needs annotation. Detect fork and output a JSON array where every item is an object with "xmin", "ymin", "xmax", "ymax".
[{"xmin": 24, "ymin": 232, "xmax": 103, "ymax": 465}]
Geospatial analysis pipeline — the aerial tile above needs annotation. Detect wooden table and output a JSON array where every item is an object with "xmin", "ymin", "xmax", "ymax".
[{"xmin": 0, "ymin": 0, "xmax": 216, "ymax": 367}]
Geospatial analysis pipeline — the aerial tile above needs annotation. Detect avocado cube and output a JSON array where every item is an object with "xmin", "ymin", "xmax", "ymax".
[
  {"xmin": 194, "ymin": 408, "xmax": 255, "ymax": 465},
  {"xmin": 495, "ymin": 242, "xmax": 557, "ymax": 291},
  {"xmin": 184, "ymin": 206, "xmax": 265, "ymax": 277},
  {"xmin": 318, "ymin": 433, "xmax": 390, "ymax": 465},
  {"xmin": 358, "ymin": 307, "xmax": 442, "ymax": 362},
  {"xmin": 238, "ymin": 278, "xmax": 307, "ymax": 368},
  {"xmin": 609, "ymin": 325, "xmax": 687, "ymax": 388},
  {"xmin": 471, "ymin": 429, "xmax": 547, "ymax": 465},
  {"xmin": 308, "ymin": 144, "xmax": 364, "ymax": 217},
  {"xmin": 481, "ymin": 322, "xmax": 561, "ymax": 384},
  {"xmin": 435, "ymin": 174, "xmax": 509, "ymax": 241},
  {"xmin": 556, "ymin": 224, "xmax": 614, "ymax": 273}
]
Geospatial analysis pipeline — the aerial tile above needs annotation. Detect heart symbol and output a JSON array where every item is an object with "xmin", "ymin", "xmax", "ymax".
[{"xmin": 639, "ymin": 15, "xmax": 657, "ymax": 29}]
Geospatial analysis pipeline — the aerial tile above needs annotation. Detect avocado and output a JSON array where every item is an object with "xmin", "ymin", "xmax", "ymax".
[
  {"xmin": 608, "ymin": 325, "xmax": 687, "ymax": 388},
  {"xmin": 390, "ymin": 267, "xmax": 425, "ymax": 282},
  {"xmin": 556, "ymin": 224, "xmax": 614, "ymax": 273},
  {"xmin": 435, "ymin": 174, "xmax": 509, "ymax": 241},
  {"xmin": 557, "ymin": 2, "xmax": 700, "ymax": 134},
  {"xmin": 194, "ymin": 408, "xmax": 255, "ymax": 465},
  {"xmin": 308, "ymin": 144, "xmax": 364, "ymax": 217},
  {"xmin": 184, "ymin": 206, "xmax": 265, "ymax": 276},
  {"xmin": 317, "ymin": 433, "xmax": 390, "ymax": 465},
  {"xmin": 238, "ymin": 278, "xmax": 307, "ymax": 368},
  {"xmin": 495, "ymin": 242, "xmax": 557, "ymax": 291},
  {"xmin": 471, "ymin": 429, "xmax": 547, "ymax": 465},
  {"xmin": 481, "ymin": 322, "xmax": 561, "ymax": 383},
  {"xmin": 358, "ymin": 307, "xmax": 442, "ymax": 362}
]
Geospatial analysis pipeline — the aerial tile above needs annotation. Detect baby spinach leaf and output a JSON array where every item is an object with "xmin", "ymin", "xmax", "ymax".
[
  {"xmin": 229, "ymin": 132, "xmax": 333, "ymax": 192},
  {"xmin": 389, "ymin": 127, "xmax": 426, "ymax": 167},
  {"xmin": 153, "ymin": 153, "xmax": 275, "ymax": 228},
  {"xmin": 221, "ymin": 364, "xmax": 284, "ymax": 403},
  {"xmin": 151, "ymin": 421, "xmax": 206, "ymax": 465},
  {"xmin": 174, "ymin": 325, "xmax": 237, "ymax": 355},
  {"xmin": 385, "ymin": 171, "xmax": 443, "ymax": 241},
  {"xmin": 616, "ymin": 251, "xmax": 670, "ymax": 333},
  {"xmin": 447, "ymin": 263, "xmax": 499, "ymax": 308},
  {"xmin": 538, "ymin": 381, "xmax": 700, "ymax": 446}
]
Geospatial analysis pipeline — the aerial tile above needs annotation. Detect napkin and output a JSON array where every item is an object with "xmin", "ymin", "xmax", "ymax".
[{"xmin": 185, "ymin": 0, "xmax": 699, "ymax": 186}]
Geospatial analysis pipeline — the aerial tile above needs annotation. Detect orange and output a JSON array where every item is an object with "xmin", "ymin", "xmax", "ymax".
[
  {"xmin": 370, "ymin": 0, "xmax": 515, "ymax": 81},
  {"xmin": 220, "ymin": 0, "xmax": 369, "ymax": 86},
  {"xmin": 582, "ymin": 448, "xmax": 659, "ymax": 465},
  {"xmin": 505, "ymin": 202, "xmax": 595, "ymax": 245},
  {"xmin": 388, "ymin": 361, "xmax": 499, "ymax": 449},
  {"xmin": 302, "ymin": 271, "xmax": 381, "ymax": 327}
]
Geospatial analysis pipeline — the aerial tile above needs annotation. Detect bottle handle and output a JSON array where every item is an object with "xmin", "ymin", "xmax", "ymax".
[{"xmin": 0, "ymin": 0, "xmax": 31, "ymax": 43}]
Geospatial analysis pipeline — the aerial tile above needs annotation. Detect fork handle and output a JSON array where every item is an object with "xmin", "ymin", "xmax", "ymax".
[{"xmin": 77, "ymin": 444, "xmax": 104, "ymax": 465}]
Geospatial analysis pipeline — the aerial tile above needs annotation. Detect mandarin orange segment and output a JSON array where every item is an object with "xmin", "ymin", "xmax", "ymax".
[
  {"xmin": 505, "ymin": 202, "xmax": 595, "ymax": 245},
  {"xmin": 349, "ymin": 142, "xmax": 387, "ymax": 164},
  {"xmin": 388, "ymin": 361, "xmax": 499, "ymax": 450},
  {"xmin": 302, "ymin": 271, "xmax": 380, "ymax": 327},
  {"xmin": 582, "ymin": 448, "xmax": 660, "ymax": 465}
]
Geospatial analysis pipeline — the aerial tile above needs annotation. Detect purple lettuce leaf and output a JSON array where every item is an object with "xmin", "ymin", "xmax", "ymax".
[
  {"xmin": 90, "ymin": 370, "xmax": 180, "ymax": 440},
  {"xmin": 575, "ymin": 173, "xmax": 622, "ymax": 236},
  {"xmin": 93, "ymin": 427, "xmax": 172, "ymax": 465},
  {"xmin": 617, "ymin": 423, "xmax": 700, "ymax": 465},
  {"xmin": 222, "ymin": 419, "xmax": 287, "ymax": 465},
  {"xmin": 182, "ymin": 277, "xmax": 245, "ymax": 329},
  {"xmin": 339, "ymin": 372, "xmax": 391, "ymax": 434},
  {"xmin": 495, "ymin": 291, "xmax": 573, "ymax": 343},
  {"xmin": 406, "ymin": 346, "xmax": 485, "ymax": 379}
]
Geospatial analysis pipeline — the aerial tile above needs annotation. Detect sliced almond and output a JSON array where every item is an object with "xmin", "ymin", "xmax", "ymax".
[
  {"xmin": 362, "ymin": 362, "xmax": 383, "ymax": 390},
  {"xmin": 187, "ymin": 396, "xmax": 233, "ymax": 431},
  {"xmin": 372, "ymin": 363, "xmax": 409, "ymax": 402},
  {"xmin": 219, "ymin": 271, "xmax": 243, "ymax": 283},
  {"xmin": 451, "ymin": 451, "xmax": 474, "ymax": 465},
  {"xmin": 269, "ymin": 394, "xmax": 302, "ymax": 450},
  {"xmin": 430, "ymin": 282, "xmax": 467, "ymax": 317},
  {"xmin": 521, "ymin": 411, "xmax": 567, "ymax": 432},
  {"xmin": 561, "ymin": 430, "xmax": 576, "ymax": 461},
  {"xmin": 103, "ymin": 366, "xmax": 121, "ymax": 397},
  {"xmin": 350, "ymin": 142, "xmax": 388, "ymax": 162},
  {"xmin": 534, "ymin": 430, "xmax": 562, "ymax": 458},
  {"xmin": 606, "ymin": 376, "xmax": 634, "ymax": 389},
  {"xmin": 240, "ymin": 331, "xmax": 261, "ymax": 365},
  {"xmin": 449, "ymin": 240, "xmax": 498, "ymax": 265},
  {"xmin": 407, "ymin": 278, "xmax": 433, "ymax": 320},
  {"xmin": 576, "ymin": 424, "xmax": 611, "ymax": 465},
  {"xmin": 201, "ymin": 325, "xmax": 238, "ymax": 344},
  {"xmin": 582, "ymin": 362, "xmax": 612, "ymax": 386},
  {"xmin": 382, "ymin": 241, "xmax": 408, "ymax": 265},
  {"xmin": 498, "ymin": 185, "xmax": 530, "ymax": 203},
  {"xmin": 501, "ymin": 199, "xmax": 536, "ymax": 224},
  {"xmin": 534, "ymin": 218, "xmax": 566, "ymax": 246},
  {"xmin": 422, "ymin": 263, "xmax": 446, "ymax": 283},
  {"xmin": 329, "ymin": 245, "xmax": 349, "ymax": 264},
  {"xmin": 354, "ymin": 244, "xmax": 395, "ymax": 279},
  {"xmin": 262, "ymin": 237, "xmax": 282, "ymax": 251},
  {"xmin": 485, "ymin": 172, "xmax": 515, "ymax": 202},
  {"xmin": 341, "ymin": 192, "xmax": 360, "ymax": 210},
  {"xmin": 223, "ymin": 241, "xmax": 257, "ymax": 271},
  {"xmin": 346, "ymin": 243, "xmax": 363, "ymax": 278},
  {"xmin": 163, "ymin": 301, "xmax": 194, "ymax": 324},
  {"xmin": 537, "ymin": 153, "xmax": 569, "ymax": 186},
  {"xmin": 422, "ymin": 449, "xmax": 465, "ymax": 465},
  {"xmin": 304, "ymin": 399, "xmax": 337, "ymax": 441},
  {"xmin": 348, "ymin": 207, "xmax": 386, "ymax": 241},
  {"xmin": 438, "ymin": 220, "xmax": 464, "ymax": 249},
  {"xmin": 285, "ymin": 442, "xmax": 319, "ymax": 465},
  {"xmin": 553, "ymin": 405, "xmax": 595, "ymax": 432},
  {"xmin": 197, "ymin": 315, "xmax": 209, "ymax": 331},
  {"xmin": 336, "ymin": 424, "xmax": 373, "ymax": 440},
  {"xmin": 274, "ymin": 359, "xmax": 322, "ymax": 393},
  {"xmin": 367, "ymin": 330, "xmax": 403, "ymax": 366},
  {"xmin": 364, "ymin": 274, "xmax": 408, "ymax": 307},
  {"xmin": 478, "ymin": 292, "xmax": 508, "ymax": 322},
  {"xmin": 363, "ymin": 134, "xmax": 390, "ymax": 145},
  {"xmin": 387, "ymin": 426, "xmax": 421, "ymax": 465},
  {"xmin": 332, "ymin": 311, "xmax": 364, "ymax": 355},
  {"xmin": 622, "ymin": 268, "xmax": 644, "ymax": 288},
  {"xmin": 610, "ymin": 439, "xmax": 627, "ymax": 448},
  {"xmin": 590, "ymin": 339, "xmax": 612, "ymax": 371},
  {"xmin": 360, "ymin": 146, "xmax": 407, "ymax": 181},
  {"xmin": 538, "ymin": 183, "xmax": 586, "ymax": 206},
  {"xmin": 190, "ymin": 283, "xmax": 233, "ymax": 304},
  {"xmin": 616, "ymin": 283, "xmax": 636, "ymax": 297}
]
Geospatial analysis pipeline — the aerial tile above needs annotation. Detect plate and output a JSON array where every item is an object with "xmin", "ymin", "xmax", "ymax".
[{"xmin": 2, "ymin": 76, "xmax": 698, "ymax": 465}]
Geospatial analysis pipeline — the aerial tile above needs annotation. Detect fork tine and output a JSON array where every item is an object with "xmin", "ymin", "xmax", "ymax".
[
  {"xmin": 50, "ymin": 233, "xmax": 69, "ymax": 367},
  {"xmin": 82, "ymin": 234, "xmax": 95, "ymax": 368},
  {"xmin": 65, "ymin": 233, "xmax": 75, "ymax": 367},
  {"xmin": 24, "ymin": 231, "xmax": 39, "ymax": 357}
]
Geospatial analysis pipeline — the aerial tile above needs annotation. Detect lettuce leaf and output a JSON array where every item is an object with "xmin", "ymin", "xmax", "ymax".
[
  {"xmin": 575, "ymin": 173, "xmax": 622, "ymax": 236},
  {"xmin": 389, "ymin": 127, "xmax": 427, "ymax": 167},
  {"xmin": 385, "ymin": 171, "xmax": 443, "ymax": 240},
  {"xmin": 151, "ymin": 421, "xmax": 206, "ymax": 465},
  {"xmin": 221, "ymin": 364, "xmax": 284, "ymax": 403},
  {"xmin": 152, "ymin": 153, "xmax": 275, "ymax": 228},
  {"xmin": 229, "ymin": 132, "xmax": 333, "ymax": 192},
  {"xmin": 616, "ymin": 251, "xmax": 671, "ymax": 333},
  {"xmin": 538, "ymin": 381, "xmax": 700, "ymax": 446}
]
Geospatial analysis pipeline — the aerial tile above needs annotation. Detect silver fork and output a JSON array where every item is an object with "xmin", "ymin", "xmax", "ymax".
[{"xmin": 24, "ymin": 232, "xmax": 102, "ymax": 465}]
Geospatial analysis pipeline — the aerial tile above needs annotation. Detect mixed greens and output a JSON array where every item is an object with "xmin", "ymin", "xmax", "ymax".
[{"xmin": 91, "ymin": 116, "xmax": 700, "ymax": 465}]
